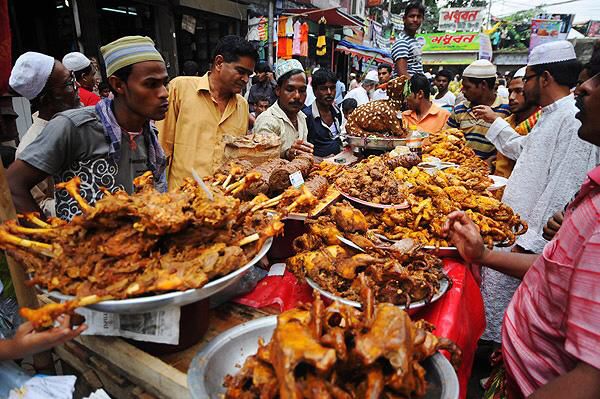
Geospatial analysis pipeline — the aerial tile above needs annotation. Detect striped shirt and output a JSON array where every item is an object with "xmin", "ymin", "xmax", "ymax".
[
  {"xmin": 445, "ymin": 96, "xmax": 510, "ymax": 158},
  {"xmin": 502, "ymin": 165, "xmax": 600, "ymax": 397},
  {"xmin": 391, "ymin": 31, "xmax": 424, "ymax": 76}
]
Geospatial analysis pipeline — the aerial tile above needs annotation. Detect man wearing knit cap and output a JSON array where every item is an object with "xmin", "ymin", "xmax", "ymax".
[
  {"xmin": 446, "ymin": 59, "xmax": 511, "ymax": 160},
  {"xmin": 9, "ymin": 51, "xmax": 80, "ymax": 216},
  {"xmin": 62, "ymin": 52, "xmax": 100, "ymax": 106},
  {"xmin": 8, "ymin": 36, "xmax": 168, "ymax": 221},
  {"xmin": 254, "ymin": 59, "xmax": 313, "ymax": 159},
  {"xmin": 469, "ymin": 40, "xmax": 600, "ymax": 346},
  {"xmin": 156, "ymin": 35, "xmax": 258, "ymax": 189}
]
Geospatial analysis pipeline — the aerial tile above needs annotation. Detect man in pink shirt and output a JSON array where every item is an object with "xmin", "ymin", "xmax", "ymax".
[{"xmin": 444, "ymin": 56, "xmax": 600, "ymax": 398}]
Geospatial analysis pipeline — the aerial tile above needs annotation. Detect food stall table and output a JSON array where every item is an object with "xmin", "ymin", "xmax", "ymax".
[{"xmin": 50, "ymin": 301, "xmax": 278, "ymax": 398}]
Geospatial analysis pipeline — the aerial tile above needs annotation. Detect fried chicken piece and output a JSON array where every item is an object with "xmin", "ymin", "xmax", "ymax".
[{"xmin": 329, "ymin": 201, "xmax": 369, "ymax": 233}]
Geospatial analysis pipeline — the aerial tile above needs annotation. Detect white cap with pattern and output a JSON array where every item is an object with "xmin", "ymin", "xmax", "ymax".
[
  {"xmin": 528, "ymin": 41, "xmax": 576, "ymax": 66},
  {"xmin": 9, "ymin": 52, "xmax": 55, "ymax": 100},
  {"xmin": 62, "ymin": 52, "xmax": 91, "ymax": 72},
  {"xmin": 463, "ymin": 59, "xmax": 497, "ymax": 79}
]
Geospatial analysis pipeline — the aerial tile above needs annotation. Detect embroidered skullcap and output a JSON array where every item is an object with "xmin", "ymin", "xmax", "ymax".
[
  {"xmin": 528, "ymin": 41, "xmax": 576, "ymax": 66},
  {"xmin": 9, "ymin": 52, "xmax": 55, "ymax": 100},
  {"xmin": 274, "ymin": 59, "xmax": 304, "ymax": 81},
  {"xmin": 463, "ymin": 59, "xmax": 497, "ymax": 79},
  {"xmin": 513, "ymin": 66, "xmax": 527, "ymax": 79},
  {"xmin": 364, "ymin": 70, "xmax": 379, "ymax": 83},
  {"xmin": 62, "ymin": 52, "xmax": 91, "ymax": 72},
  {"xmin": 100, "ymin": 36, "xmax": 164, "ymax": 77}
]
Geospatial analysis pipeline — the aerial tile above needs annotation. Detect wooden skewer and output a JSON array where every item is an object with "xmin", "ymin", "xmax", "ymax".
[
  {"xmin": 237, "ymin": 233, "xmax": 259, "ymax": 246},
  {"xmin": 225, "ymin": 178, "xmax": 245, "ymax": 193},
  {"xmin": 221, "ymin": 173, "xmax": 234, "ymax": 188}
]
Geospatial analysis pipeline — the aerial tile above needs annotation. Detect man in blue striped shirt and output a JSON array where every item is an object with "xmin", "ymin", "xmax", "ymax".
[
  {"xmin": 391, "ymin": 2, "xmax": 425, "ymax": 77},
  {"xmin": 446, "ymin": 60, "xmax": 510, "ymax": 160}
]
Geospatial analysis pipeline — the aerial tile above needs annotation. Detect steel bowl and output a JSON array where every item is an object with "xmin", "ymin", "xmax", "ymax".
[
  {"xmin": 187, "ymin": 316, "xmax": 459, "ymax": 399},
  {"xmin": 305, "ymin": 275, "xmax": 450, "ymax": 310},
  {"xmin": 347, "ymin": 135, "xmax": 409, "ymax": 151},
  {"xmin": 43, "ymin": 238, "xmax": 273, "ymax": 314}
]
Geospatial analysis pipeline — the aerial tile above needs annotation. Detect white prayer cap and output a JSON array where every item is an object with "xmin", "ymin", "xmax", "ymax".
[
  {"xmin": 274, "ymin": 59, "xmax": 304, "ymax": 81},
  {"xmin": 9, "ymin": 52, "xmax": 55, "ymax": 100},
  {"xmin": 528, "ymin": 41, "xmax": 576, "ymax": 66},
  {"xmin": 513, "ymin": 66, "xmax": 527, "ymax": 79},
  {"xmin": 364, "ymin": 70, "xmax": 379, "ymax": 83},
  {"xmin": 62, "ymin": 52, "xmax": 91, "ymax": 72},
  {"xmin": 463, "ymin": 59, "xmax": 497, "ymax": 79}
]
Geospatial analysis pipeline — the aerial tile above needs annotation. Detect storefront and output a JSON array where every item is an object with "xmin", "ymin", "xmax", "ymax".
[{"xmin": 173, "ymin": 0, "xmax": 247, "ymax": 75}]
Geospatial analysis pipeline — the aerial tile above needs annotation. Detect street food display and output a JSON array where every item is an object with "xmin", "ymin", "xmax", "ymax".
[
  {"xmin": 423, "ymin": 128, "xmax": 490, "ymax": 174},
  {"xmin": 287, "ymin": 202, "xmax": 447, "ymax": 307},
  {"xmin": 223, "ymin": 288, "xmax": 461, "ymax": 398},
  {"xmin": 345, "ymin": 76, "xmax": 410, "ymax": 138},
  {"xmin": 0, "ymin": 174, "xmax": 284, "ymax": 328},
  {"xmin": 367, "ymin": 166, "xmax": 527, "ymax": 248},
  {"xmin": 335, "ymin": 153, "xmax": 420, "ymax": 205}
]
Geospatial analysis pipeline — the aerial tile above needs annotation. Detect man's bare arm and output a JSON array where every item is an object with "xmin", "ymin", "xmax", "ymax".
[
  {"xmin": 529, "ymin": 362, "xmax": 600, "ymax": 399},
  {"xmin": 7, "ymin": 160, "xmax": 50, "ymax": 215},
  {"xmin": 395, "ymin": 58, "xmax": 409, "ymax": 77}
]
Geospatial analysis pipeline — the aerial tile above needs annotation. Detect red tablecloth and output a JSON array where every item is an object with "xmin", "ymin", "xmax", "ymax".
[{"xmin": 234, "ymin": 258, "xmax": 485, "ymax": 399}]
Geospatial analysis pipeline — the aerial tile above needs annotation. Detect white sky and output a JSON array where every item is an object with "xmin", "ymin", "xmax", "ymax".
[{"xmin": 488, "ymin": 0, "xmax": 600, "ymax": 23}]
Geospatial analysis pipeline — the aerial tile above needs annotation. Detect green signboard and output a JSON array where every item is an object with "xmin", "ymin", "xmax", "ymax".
[{"xmin": 415, "ymin": 32, "xmax": 480, "ymax": 52}]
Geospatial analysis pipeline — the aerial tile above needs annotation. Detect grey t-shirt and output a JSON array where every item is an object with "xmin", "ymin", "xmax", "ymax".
[{"xmin": 19, "ymin": 107, "xmax": 152, "ymax": 221}]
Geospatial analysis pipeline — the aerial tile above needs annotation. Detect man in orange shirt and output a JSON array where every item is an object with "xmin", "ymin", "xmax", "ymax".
[{"xmin": 402, "ymin": 74, "xmax": 450, "ymax": 133}]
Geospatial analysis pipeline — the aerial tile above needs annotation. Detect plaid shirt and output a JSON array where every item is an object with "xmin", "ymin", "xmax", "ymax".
[{"xmin": 502, "ymin": 165, "xmax": 600, "ymax": 397}]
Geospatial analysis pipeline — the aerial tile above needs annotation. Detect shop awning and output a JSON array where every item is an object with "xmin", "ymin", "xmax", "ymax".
[
  {"xmin": 335, "ymin": 39, "xmax": 393, "ymax": 65},
  {"xmin": 285, "ymin": 8, "xmax": 362, "ymax": 27}
]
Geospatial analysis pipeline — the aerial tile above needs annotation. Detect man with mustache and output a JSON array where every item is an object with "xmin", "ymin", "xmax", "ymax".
[
  {"xmin": 8, "ymin": 36, "xmax": 168, "ymax": 220},
  {"xmin": 156, "ymin": 35, "xmax": 258, "ymax": 188},
  {"xmin": 470, "ymin": 40, "xmax": 600, "ymax": 346},
  {"xmin": 254, "ymin": 59, "xmax": 313, "ymax": 160},
  {"xmin": 443, "ymin": 48, "xmax": 600, "ymax": 399},
  {"xmin": 302, "ymin": 68, "xmax": 342, "ymax": 158}
]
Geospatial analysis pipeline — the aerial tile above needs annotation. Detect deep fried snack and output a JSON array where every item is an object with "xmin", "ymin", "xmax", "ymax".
[
  {"xmin": 0, "ymin": 177, "xmax": 283, "ymax": 328},
  {"xmin": 224, "ymin": 287, "xmax": 461, "ymax": 398},
  {"xmin": 288, "ymin": 203, "xmax": 446, "ymax": 307}
]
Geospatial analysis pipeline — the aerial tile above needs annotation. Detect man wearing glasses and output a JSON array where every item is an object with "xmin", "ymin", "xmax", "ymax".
[
  {"xmin": 9, "ymin": 52, "xmax": 80, "ymax": 216},
  {"xmin": 472, "ymin": 41, "xmax": 600, "ymax": 346},
  {"xmin": 156, "ymin": 35, "xmax": 258, "ymax": 189}
]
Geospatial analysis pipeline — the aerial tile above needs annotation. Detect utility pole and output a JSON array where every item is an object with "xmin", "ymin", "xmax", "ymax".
[{"xmin": 268, "ymin": 0, "xmax": 275, "ymax": 66}]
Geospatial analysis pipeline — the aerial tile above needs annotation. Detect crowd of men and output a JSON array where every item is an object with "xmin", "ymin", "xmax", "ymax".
[{"xmin": 0, "ymin": 2, "xmax": 599, "ymax": 396}]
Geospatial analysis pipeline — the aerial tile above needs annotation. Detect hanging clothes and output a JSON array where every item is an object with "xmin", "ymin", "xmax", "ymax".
[
  {"xmin": 277, "ymin": 16, "xmax": 290, "ymax": 59},
  {"xmin": 292, "ymin": 20, "xmax": 302, "ymax": 56},
  {"xmin": 258, "ymin": 17, "xmax": 268, "ymax": 41},
  {"xmin": 300, "ymin": 22, "xmax": 309, "ymax": 57},
  {"xmin": 316, "ymin": 17, "xmax": 327, "ymax": 57}
]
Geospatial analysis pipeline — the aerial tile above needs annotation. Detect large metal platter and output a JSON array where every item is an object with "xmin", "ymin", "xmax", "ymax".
[
  {"xmin": 488, "ymin": 175, "xmax": 508, "ymax": 191},
  {"xmin": 305, "ymin": 275, "xmax": 450, "ymax": 310},
  {"xmin": 43, "ymin": 238, "xmax": 273, "ymax": 314},
  {"xmin": 347, "ymin": 135, "xmax": 409, "ymax": 150},
  {"xmin": 188, "ymin": 316, "xmax": 459, "ymax": 399}
]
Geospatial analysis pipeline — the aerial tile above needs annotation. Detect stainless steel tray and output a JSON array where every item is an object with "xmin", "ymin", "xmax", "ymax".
[
  {"xmin": 187, "ymin": 315, "xmax": 459, "ymax": 399},
  {"xmin": 306, "ymin": 274, "xmax": 450, "ymax": 310},
  {"xmin": 347, "ymin": 135, "xmax": 408, "ymax": 150},
  {"xmin": 44, "ymin": 238, "xmax": 273, "ymax": 314}
]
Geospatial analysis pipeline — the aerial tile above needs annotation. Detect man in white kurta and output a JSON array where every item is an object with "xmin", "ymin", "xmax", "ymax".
[{"xmin": 472, "ymin": 41, "xmax": 600, "ymax": 342}]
